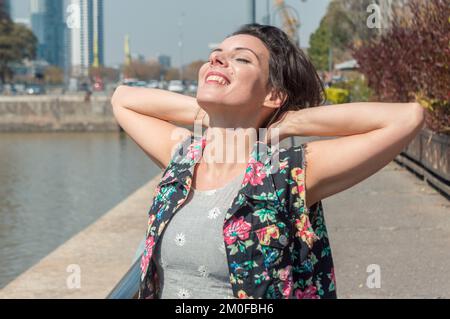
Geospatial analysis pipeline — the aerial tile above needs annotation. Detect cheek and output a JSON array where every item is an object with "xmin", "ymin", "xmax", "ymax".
[
  {"xmin": 238, "ymin": 71, "xmax": 265, "ymax": 92},
  {"xmin": 198, "ymin": 64, "xmax": 209, "ymax": 80}
]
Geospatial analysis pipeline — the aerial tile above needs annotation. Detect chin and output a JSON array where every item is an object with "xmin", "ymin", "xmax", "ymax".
[{"xmin": 196, "ymin": 90, "xmax": 226, "ymax": 107}]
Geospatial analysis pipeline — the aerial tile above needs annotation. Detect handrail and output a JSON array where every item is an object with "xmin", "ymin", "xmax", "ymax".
[
  {"xmin": 106, "ymin": 256, "xmax": 141, "ymax": 299},
  {"xmin": 107, "ymin": 237, "xmax": 146, "ymax": 299}
]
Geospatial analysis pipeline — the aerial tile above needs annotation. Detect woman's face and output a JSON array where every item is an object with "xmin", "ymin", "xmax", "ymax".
[{"xmin": 196, "ymin": 34, "xmax": 273, "ymax": 127}]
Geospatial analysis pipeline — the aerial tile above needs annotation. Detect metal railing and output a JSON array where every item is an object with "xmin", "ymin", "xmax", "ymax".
[
  {"xmin": 106, "ymin": 237, "xmax": 145, "ymax": 299},
  {"xmin": 106, "ymin": 257, "xmax": 141, "ymax": 299}
]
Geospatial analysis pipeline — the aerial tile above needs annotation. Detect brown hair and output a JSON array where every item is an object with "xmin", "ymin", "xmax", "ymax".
[{"xmin": 229, "ymin": 23, "xmax": 325, "ymax": 128}]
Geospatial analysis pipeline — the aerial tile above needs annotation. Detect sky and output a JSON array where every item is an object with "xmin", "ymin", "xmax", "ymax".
[{"xmin": 11, "ymin": 0, "xmax": 331, "ymax": 68}]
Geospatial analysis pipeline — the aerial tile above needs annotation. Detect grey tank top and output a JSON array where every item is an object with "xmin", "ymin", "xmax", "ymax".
[{"xmin": 153, "ymin": 171, "xmax": 245, "ymax": 299}]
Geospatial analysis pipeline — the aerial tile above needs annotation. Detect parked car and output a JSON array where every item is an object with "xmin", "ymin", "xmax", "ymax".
[
  {"xmin": 122, "ymin": 79, "xmax": 147, "ymax": 88},
  {"xmin": 167, "ymin": 80, "xmax": 185, "ymax": 93},
  {"xmin": 187, "ymin": 81, "xmax": 198, "ymax": 95},
  {"xmin": 158, "ymin": 80, "xmax": 168, "ymax": 90},
  {"xmin": 146, "ymin": 80, "xmax": 159, "ymax": 89},
  {"xmin": 122, "ymin": 78, "xmax": 138, "ymax": 85},
  {"xmin": 1, "ymin": 83, "xmax": 19, "ymax": 95},
  {"xmin": 25, "ymin": 84, "xmax": 46, "ymax": 95}
]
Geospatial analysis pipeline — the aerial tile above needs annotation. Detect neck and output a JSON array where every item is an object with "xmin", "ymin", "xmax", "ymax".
[{"xmin": 199, "ymin": 127, "xmax": 261, "ymax": 176}]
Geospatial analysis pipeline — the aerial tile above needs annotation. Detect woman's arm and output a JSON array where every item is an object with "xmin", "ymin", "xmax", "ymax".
[
  {"xmin": 111, "ymin": 85, "xmax": 209, "ymax": 126},
  {"xmin": 111, "ymin": 86, "xmax": 208, "ymax": 169},
  {"xmin": 280, "ymin": 102, "xmax": 426, "ymax": 208},
  {"xmin": 283, "ymin": 102, "xmax": 423, "ymax": 137}
]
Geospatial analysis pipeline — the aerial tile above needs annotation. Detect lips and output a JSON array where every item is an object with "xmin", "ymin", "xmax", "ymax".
[{"xmin": 205, "ymin": 71, "xmax": 231, "ymax": 85}]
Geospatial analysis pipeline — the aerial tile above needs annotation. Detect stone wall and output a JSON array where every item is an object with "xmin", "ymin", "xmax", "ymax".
[{"xmin": 0, "ymin": 95, "xmax": 120, "ymax": 132}]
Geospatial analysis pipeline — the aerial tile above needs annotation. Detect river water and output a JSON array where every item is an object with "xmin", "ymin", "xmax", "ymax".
[{"xmin": 0, "ymin": 132, "xmax": 159, "ymax": 288}]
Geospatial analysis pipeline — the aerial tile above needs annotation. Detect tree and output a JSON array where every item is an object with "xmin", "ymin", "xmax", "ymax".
[
  {"xmin": 0, "ymin": 17, "xmax": 37, "ymax": 84},
  {"xmin": 0, "ymin": 0, "xmax": 10, "ymax": 21},
  {"xmin": 308, "ymin": 17, "xmax": 331, "ymax": 71},
  {"xmin": 164, "ymin": 68, "xmax": 180, "ymax": 81},
  {"xmin": 308, "ymin": 0, "xmax": 398, "ymax": 70},
  {"xmin": 353, "ymin": 0, "xmax": 450, "ymax": 134},
  {"xmin": 123, "ymin": 60, "xmax": 161, "ymax": 81},
  {"xmin": 89, "ymin": 65, "xmax": 121, "ymax": 84},
  {"xmin": 44, "ymin": 66, "xmax": 64, "ymax": 85},
  {"xmin": 184, "ymin": 60, "xmax": 206, "ymax": 81}
]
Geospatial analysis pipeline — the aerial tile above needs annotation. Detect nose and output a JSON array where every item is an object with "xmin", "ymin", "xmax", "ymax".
[{"xmin": 210, "ymin": 52, "xmax": 228, "ymax": 67}]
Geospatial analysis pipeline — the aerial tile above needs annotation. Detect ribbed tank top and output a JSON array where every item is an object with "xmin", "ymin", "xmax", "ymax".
[{"xmin": 153, "ymin": 171, "xmax": 246, "ymax": 299}]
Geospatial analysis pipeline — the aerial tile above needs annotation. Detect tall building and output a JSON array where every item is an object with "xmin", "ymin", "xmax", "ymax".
[
  {"xmin": 68, "ymin": 0, "xmax": 104, "ymax": 77},
  {"xmin": 0, "ymin": 0, "xmax": 11, "ymax": 19},
  {"xmin": 30, "ymin": 0, "xmax": 66, "ymax": 69},
  {"xmin": 158, "ymin": 55, "xmax": 171, "ymax": 70}
]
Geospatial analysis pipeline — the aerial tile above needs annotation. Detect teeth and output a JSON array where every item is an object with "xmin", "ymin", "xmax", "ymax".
[{"xmin": 206, "ymin": 75, "xmax": 229, "ymax": 85}]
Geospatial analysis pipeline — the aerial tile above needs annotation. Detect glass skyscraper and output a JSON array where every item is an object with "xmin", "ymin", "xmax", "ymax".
[
  {"xmin": 30, "ymin": 0, "xmax": 66, "ymax": 70},
  {"xmin": 68, "ymin": 0, "xmax": 104, "ymax": 77},
  {"xmin": 1, "ymin": 0, "xmax": 11, "ymax": 18}
]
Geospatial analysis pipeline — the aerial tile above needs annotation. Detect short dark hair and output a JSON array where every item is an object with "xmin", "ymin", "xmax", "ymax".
[{"xmin": 229, "ymin": 23, "xmax": 325, "ymax": 128}]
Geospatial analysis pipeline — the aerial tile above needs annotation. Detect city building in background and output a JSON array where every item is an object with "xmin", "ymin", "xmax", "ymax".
[
  {"xmin": 30, "ymin": 0, "xmax": 67, "ymax": 70},
  {"xmin": 1, "ymin": 0, "xmax": 11, "ymax": 18},
  {"xmin": 69, "ymin": 0, "xmax": 104, "ymax": 78},
  {"xmin": 157, "ymin": 54, "xmax": 171, "ymax": 81},
  {"xmin": 158, "ymin": 55, "xmax": 171, "ymax": 70}
]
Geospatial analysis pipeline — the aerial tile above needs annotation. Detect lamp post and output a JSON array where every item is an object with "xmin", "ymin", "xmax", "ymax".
[
  {"xmin": 178, "ymin": 12, "xmax": 185, "ymax": 81},
  {"xmin": 248, "ymin": 0, "xmax": 256, "ymax": 23},
  {"xmin": 263, "ymin": 0, "xmax": 271, "ymax": 25}
]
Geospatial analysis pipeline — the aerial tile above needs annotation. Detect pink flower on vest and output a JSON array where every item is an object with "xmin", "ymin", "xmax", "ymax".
[
  {"xmin": 140, "ymin": 236, "xmax": 155, "ymax": 274},
  {"xmin": 279, "ymin": 265, "xmax": 292, "ymax": 281},
  {"xmin": 243, "ymin": 158, "xmax": 266, "ymax": 186},
  {"xmin": 330, "ymin": 267, "xmax": 336, "ymax": 284},
  {"xmin": 223, "ymin": 216, "xmax": 252, "ymax": 245},
  {"xmin": 186, "ymin": 138, "xmax": 203, "ymax": 161},
  {"xmin": 279, "ymin": 266, "xmax": 293, "ymax": 297},
  {"xmin": 294, "ymin": 285, "xmax": 319, "ymax": 299}
]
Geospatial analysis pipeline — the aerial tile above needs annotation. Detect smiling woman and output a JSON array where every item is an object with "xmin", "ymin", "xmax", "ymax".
[{"xmin": 111, "ymin": 23, "xmax": 424, "ymax": 300}]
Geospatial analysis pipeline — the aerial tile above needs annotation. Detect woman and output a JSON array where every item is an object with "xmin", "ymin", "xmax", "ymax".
[{"xmin": 111, "ymin": 24, "xmax": 425, "ymax": 299}]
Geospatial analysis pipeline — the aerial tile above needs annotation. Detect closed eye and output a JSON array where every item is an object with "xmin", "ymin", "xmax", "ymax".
[{"xmin": 236, "ymin": 58, "xmax": 250, "ymax": 64}]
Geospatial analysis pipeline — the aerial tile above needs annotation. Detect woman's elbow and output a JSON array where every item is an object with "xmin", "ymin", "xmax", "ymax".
[
  {"xmin": 110, "ymin": 85, "xmax": 128, "ymax": 108},
  {"xmin": 409, "ymin": 102, "xmax": 426, "ymax": 129}
]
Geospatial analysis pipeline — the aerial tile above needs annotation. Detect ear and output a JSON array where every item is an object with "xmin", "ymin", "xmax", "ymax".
[{"xmin": 263, "ymin": 88, "xmax": 287, "ymax": 110}]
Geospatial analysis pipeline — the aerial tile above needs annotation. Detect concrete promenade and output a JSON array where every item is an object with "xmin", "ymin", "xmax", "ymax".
[{"xmin": 0, "ymin": 136, "xmax": 448, "ymax": 298}]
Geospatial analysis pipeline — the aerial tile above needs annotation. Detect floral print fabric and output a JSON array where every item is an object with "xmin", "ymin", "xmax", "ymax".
[{"xmin": 139, "ymin": 132, "xmax": 337, "ymax": 299}]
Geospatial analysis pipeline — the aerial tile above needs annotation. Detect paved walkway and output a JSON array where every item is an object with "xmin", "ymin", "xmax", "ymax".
[{"xmin": 325, "ymin": 161, "xmax": 449, "ymax": 298}]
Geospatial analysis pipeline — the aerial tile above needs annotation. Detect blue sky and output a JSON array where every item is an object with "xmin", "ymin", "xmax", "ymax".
[{"xmin": 11, "ymin": 0, "xmax": 330, "ymax": 67}]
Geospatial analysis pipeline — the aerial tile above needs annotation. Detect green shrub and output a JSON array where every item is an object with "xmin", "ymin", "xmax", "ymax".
[
  {"xmin": 332, "ymin": 76, "xmax": 373, "ymax": 102},
  {"xmin": 325, "ymin": 87, "xmax": 350, "ymax": 104}
]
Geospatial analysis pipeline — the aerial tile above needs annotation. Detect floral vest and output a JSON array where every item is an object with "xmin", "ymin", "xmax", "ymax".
[{"xmin": 139, "ymin": 133, "xmax": 337, "ymax": 299}]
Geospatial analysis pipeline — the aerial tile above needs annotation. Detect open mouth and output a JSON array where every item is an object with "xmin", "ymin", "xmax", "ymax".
[{"xmin": 205, "ymin": 75, "xmax": 230, "ymax": 86}]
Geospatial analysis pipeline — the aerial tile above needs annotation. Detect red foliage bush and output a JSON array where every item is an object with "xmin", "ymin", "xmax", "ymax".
[{"xmin": 353, "ymin": 0, "xmax": 450, "ymax": 134}]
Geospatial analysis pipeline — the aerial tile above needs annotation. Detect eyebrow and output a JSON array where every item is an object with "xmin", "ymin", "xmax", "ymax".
[{"xmin": 209, "ymin": 47, "xmax": 260, "ymax": 62}]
